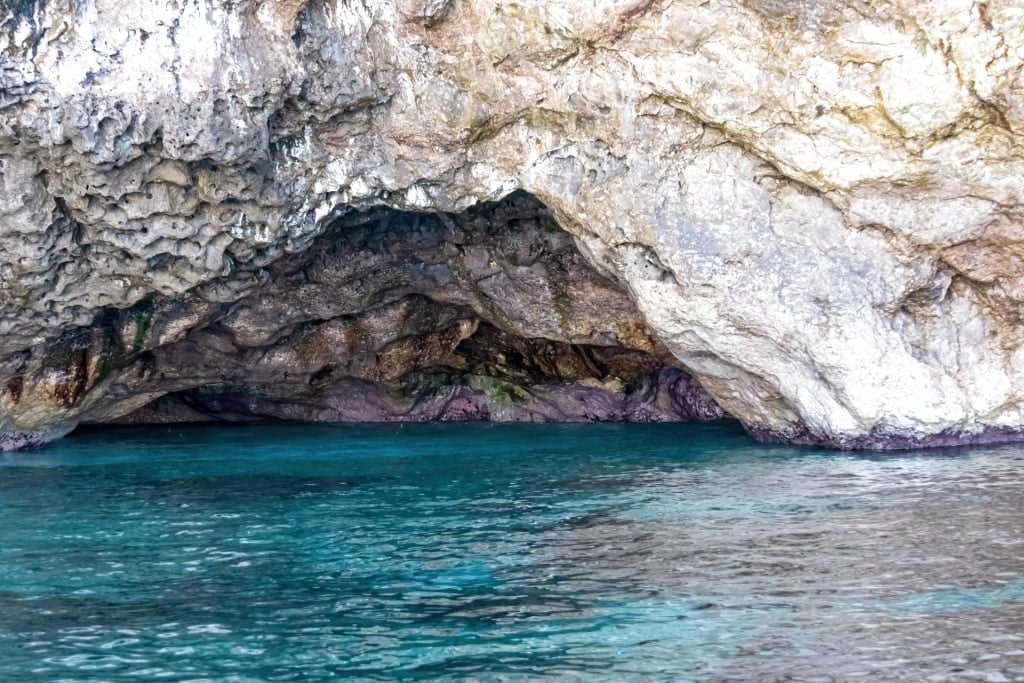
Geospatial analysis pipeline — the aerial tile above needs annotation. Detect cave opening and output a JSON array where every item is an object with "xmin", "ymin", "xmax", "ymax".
[{"xmin": 34, "ymin": 191, "xmax": 725, "ymax": 437}]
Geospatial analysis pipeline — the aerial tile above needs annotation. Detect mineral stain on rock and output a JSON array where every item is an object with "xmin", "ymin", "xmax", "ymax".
[{"xmin": 1, "ymin": 0, "xmax": 1023, "ymax": 448}]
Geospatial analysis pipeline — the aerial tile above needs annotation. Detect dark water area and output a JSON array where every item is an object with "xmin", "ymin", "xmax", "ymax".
[{"xmin": 1, "ymin": 422, "xmax": 1023, "ymax": 681}]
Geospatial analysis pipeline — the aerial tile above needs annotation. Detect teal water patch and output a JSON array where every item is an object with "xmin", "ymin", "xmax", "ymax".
[
  {"xmin": 1, "ymin": 422, "xmax": 1024, "ymax": 680},
  {"xmin": 886, "ymin": 575, "xmax": 1024, "ymax": 613}
]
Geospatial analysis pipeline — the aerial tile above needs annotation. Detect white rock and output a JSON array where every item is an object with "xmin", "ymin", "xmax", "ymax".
[{"xmin": 1, "ymin": 0, "xmax": 1023, "ymax": 447}]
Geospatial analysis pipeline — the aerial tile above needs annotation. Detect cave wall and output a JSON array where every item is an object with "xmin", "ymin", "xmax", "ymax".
[
  {"xmin": 0, "ymin": 192, "xmax": 723, "ymax": 448},
  {"xmin": 2, "ymin": 0, "xmax": 1024, "ymax": 448}
]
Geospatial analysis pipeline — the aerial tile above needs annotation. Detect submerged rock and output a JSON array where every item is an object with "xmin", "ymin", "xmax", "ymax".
[{"xmin": 1, "ymin": 0, "xmax": 1022, "ymax": 448}]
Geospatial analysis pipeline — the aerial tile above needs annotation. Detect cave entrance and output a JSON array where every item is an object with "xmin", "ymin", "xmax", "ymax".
[{"xmin": 76, "ymin": 192, "xmax": 723, "ymax": 428}]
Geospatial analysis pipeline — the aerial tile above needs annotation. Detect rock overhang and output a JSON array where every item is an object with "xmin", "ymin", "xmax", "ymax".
[{"xmin": 1, "ymin": 0, "xmax": 1023, "ymax": 449}]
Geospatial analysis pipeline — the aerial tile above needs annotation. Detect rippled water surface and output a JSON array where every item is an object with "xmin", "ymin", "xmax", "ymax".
[{"xmin": 2, "ymin": 422, "xmax": 1024, "ymax": 681}]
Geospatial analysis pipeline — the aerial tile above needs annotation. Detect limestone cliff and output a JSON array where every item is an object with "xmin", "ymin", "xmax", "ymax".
[{"xmin": 1, "ymin": 0, "xmax": 1022, "ymax": 449}]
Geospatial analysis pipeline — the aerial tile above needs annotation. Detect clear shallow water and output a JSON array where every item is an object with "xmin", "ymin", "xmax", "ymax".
[{"xmin": 1, "ymin": 423, "xmax": 1024, "ymax": 682}]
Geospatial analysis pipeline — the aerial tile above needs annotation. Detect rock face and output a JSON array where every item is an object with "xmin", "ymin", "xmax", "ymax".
[
  {"xmin": 92, "ymin": 193, "xmax": 724, "ymax": 428},
  {"xmin": 1, "ymin": 0, "xmax": 1023, "ymax": 449},
  {"xmin": 0, "ymin": 189, "xmax": 725, "ymax": 447}
]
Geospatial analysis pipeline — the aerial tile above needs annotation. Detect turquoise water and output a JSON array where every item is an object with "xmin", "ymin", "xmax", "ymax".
[{"xmin": 2, "ymin": 422, "xmax": 1024, "ymax": 681}]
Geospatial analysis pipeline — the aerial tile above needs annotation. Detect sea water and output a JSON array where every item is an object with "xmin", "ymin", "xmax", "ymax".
[{"xmin": 1, "ymin": 422, "xmax": 1023, "ymax": 681}]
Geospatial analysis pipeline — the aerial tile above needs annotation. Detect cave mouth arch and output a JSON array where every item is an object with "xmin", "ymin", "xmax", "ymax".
[{"xmin": 81, "ymin": 191, "xmax": 725, "ymax": 429}]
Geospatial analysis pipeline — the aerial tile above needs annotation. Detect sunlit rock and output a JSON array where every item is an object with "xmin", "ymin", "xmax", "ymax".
[{"xmin": 2, "ymin": 0, "xmax": 1023, "ymax": 448}]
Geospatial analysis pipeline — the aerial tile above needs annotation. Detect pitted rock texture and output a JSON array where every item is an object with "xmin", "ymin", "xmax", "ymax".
[
  {"xmin": 100, "ymin": 194, "xmax": 724, "ymax": 427},
  {"xmin": 2, "ymin": 0, "xmax": 1023, "ymax": 448},
  {"xmin": 0, "ymin": 192, "xmax": 724, "ymax": 447}
]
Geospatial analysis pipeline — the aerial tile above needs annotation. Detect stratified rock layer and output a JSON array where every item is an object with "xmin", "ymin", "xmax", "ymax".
[{"xmin": 2, "ymin": 0, "xmax": 1023, "ymax": 448}]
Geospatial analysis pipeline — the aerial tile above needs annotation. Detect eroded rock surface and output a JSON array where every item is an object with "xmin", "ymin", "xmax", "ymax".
[
  {"xmin": 0, "ymin": 191, "xmax": 724, "ymax": 446},
  {"xmin": 2, "ymin": 0, "xmax": 1023, "ymax": 448}
]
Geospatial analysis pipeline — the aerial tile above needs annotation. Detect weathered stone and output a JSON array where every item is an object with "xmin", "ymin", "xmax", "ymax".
[
  {"xmin": 1, "ymin": 0, "xmax": 1023, "ymax": 448},
  {"xmin": 0, "ymin": 192, "xmax": 724, "ymax": 446}
]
